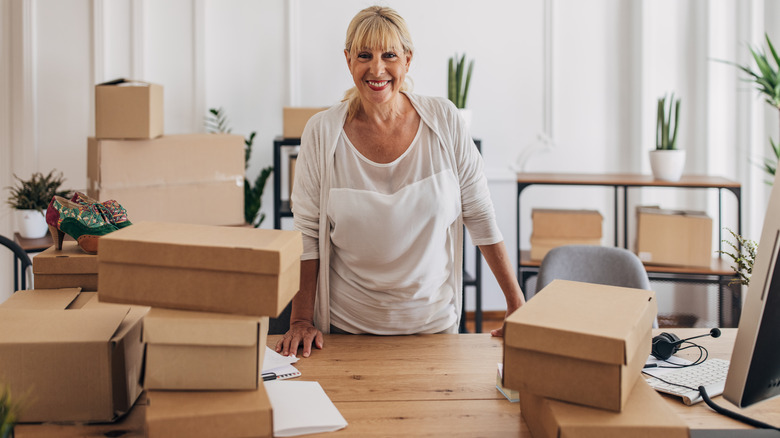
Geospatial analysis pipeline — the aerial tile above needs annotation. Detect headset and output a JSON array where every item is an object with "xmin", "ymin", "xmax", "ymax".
[{"xmin": 646, "ymin": 328, "xmax": 721, "ymax": 368}]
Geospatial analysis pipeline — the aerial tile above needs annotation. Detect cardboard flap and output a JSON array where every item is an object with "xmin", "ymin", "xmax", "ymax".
[
  {"xmin": 1, "ymin": 288, "xmax": 82, "ymax": 309},
  {"xmin": 143, "ymin": 308, "xmax": 259, "ymax": 347},
  {"xmin": 98, "ymin": 221, "xmax": 302, "ymax": 275},
  {"xmin": 505, "ymin": 280, "xmax": 656, "ymax": 365},
  {"xmin": 0, "ymin": 308, "xmax": 129, "ymax": 343},
  {"xmin": 98, "ymin": 78, "xmax": 150, "ymax": 87}
]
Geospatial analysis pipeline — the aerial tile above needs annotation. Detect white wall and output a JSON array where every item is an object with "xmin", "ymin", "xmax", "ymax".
[{"xmin": 1, "ymin": 0, "xmax": 777, "ymax": 324}]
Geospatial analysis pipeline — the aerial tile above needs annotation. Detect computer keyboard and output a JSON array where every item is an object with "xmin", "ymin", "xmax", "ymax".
[{"xmin": 644, "ymin": 358, "xmax": 730, "ymax": 405}]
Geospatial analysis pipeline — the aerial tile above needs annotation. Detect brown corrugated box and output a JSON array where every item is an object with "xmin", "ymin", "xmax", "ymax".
[
  {"xmin": 95, "ymin": 78, "xmax": 163, "ymax": 139},
  {"xmin": 520, "ymin": 378, "xmax": 689, "ymax": 438},
  {"xmin": 530, "ymin": 209, "xmax": 603, "ymax": 260},
  {"xmin": 0, "ymin": 288, "xmax": 148, "ymax": 423},
  {"xmin": 32, "ymin": 241, "xmax": 98, "ymax": 290},
  {"xmin": 636, "ymin": 206, "xmax": 713, "ymax": 268},
  {"xmin": 283, "ymin": 107, "xmax": 327, "ymax": 138},
  {"xmin": 97, "ymin": 221, "xmax": 302, "ymax": 317},
  {"xmin": 503, "ymin": 280, "xmax": 656, "ymax": 412},
  {"xmin": 87, "ymin": 134, "xmax": 245, "ymax": 226},
  {"xmin": 145, "ymin": 387, "xmax": 272, "ymax": 438},
  {"xmin": 144, "ymin": 308, "xmax": 269, "ymax": 390},
  {"xmin": 529, "ymin": 236, "xmax": 603, "ymax": 261}
]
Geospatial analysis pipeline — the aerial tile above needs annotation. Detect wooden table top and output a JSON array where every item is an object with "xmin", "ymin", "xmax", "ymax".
[
  {"xmin": 14, "ymin": 329, "xmax": 780, "ymax": 437},
  {"xmin": 516, "ymin": 172, "xmax": 741, "ymax": 188}
]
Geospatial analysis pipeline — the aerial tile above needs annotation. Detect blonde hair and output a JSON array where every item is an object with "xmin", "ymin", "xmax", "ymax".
[{"xmin": 343, "ymin": 6, "xmax": 414, "ymax": 122}]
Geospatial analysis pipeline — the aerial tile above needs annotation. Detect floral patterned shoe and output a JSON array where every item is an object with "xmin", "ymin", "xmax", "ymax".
[
  {"xmin": 71, "ymin": 192, "xmax": 132, "ymax": 229},
  {"xmin": 46, "ymin": 196, "xmax": 118, "ymax": 254}
]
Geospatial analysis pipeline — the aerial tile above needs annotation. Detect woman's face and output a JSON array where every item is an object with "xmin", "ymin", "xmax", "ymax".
[{"xmin": 345, "ymin": 45, "xmax": 411, "ymax": 108}]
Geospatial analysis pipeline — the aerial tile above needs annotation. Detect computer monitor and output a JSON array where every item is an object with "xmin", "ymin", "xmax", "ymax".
[{"xmin": 723, "ymin": 170, "xmax": 780, "ymax": 408}]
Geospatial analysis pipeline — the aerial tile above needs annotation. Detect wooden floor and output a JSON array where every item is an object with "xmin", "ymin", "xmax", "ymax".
[{"xmin": 464, "ymin": 311, "xmax": 503, "ymax": 333}]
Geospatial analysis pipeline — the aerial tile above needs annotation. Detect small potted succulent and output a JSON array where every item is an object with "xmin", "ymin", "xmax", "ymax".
[
  {"xmin": 448, "ymin": 53, "xmax": 474, "ymax": 130},
  {"xmin": 650, "ymin": 93, "xmax": 685, "ymax": 181},
  {"xmin": 6, "ymin": 170, "xmax": 72, "ymax": 239}
]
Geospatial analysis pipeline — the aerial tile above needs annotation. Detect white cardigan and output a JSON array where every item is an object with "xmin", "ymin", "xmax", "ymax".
[{"xmin": 291, "ymin": 92, "xmax": 502, "ymax": 333}]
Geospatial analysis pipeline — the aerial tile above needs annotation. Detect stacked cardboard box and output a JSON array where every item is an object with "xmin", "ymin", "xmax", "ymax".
[
  {"xmin": 91, "ymin": 79, "xmax": 244, "ymax": 226},
  {"xmin": 636, "ymin": 206, "xmax": 713, "ymax": 268},
  {"xmin": 503, "ymin": 280, "xmax": 687, "ymax": 437},
  {"xmin": 97, "ymin": 221, "xmax": 302, "ymax": 437},
  {"xmin": 282, "ymin": 107, "xmax": 327, "ymax": 138},
  {"xmin": 0, "ymin": 288, "xmax": 148, "ymax": 423},
  {"xmin": 530, "ymin": 209, "xmax": 603, "ymax": 261},
  {"xmin": 33, "ymin": 241, "xmax": 98, "ymax": 290}
]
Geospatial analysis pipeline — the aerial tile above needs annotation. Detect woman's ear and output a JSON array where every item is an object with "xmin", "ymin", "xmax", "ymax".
[{"xmin": 345, "ymin": 49, "xmax": 352, "ymax": 70}]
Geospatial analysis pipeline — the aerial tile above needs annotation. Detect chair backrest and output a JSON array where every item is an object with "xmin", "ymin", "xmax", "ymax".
[
  {"xmin": 536, "ymin": 245, "xmax": 658, "ymax": 328},
  {"xmin": 0, "ymin": 234, "xmax": 33, "ymax": 293}
]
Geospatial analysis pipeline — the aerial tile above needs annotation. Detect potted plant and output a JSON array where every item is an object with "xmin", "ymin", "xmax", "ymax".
[
  {"xmin": 6, "ymin": 170, "xmax": 72, "ymax": 239},
  {"xmin": 448, "ymin": 53, "xmax": 474, "ymax": 130},
  {"xmin": 1, "ymin": 384, "xmax": 21, "ymax": 438},
  {"xmin": 206, "ymin": 108, "xmax": 273, "ymax": 227},
  {"xmin": 650, "ymin": 93, "xmax": 685, "ymax": 181}
]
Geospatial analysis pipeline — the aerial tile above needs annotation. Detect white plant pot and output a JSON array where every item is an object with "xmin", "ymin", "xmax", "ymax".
[
  {"xmin": 17, "ymin": 209, "xmax": 48, "ymax": 239},
  {"xmin": 459, "ymin": 108, "xmax": 472, "ymax": 133},
  {"xmin": 649, "ymin": 149, "xmax": 686, "ymax": 182}
]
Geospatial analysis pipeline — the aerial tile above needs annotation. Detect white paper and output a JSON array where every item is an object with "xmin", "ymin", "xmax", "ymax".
[
  {"xmin": 264, "ymin": 380, "xmax": 348, "ymax": 437},
  {"xmin": 263, "ymin": 347, "xmax": 299, "ymax": 371},
  {"xmin": 642, "ymin": 354, "xmax": 692, "ymax": 378}
]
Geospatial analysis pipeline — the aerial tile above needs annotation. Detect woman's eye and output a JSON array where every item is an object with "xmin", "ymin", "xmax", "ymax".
[
  {"xmin": 357, "ymin": 52, "xmax": 371, "ymax": 59},
  {"xmin": 383, "ymin": 52, "xmax": 397, "ymax": 59}
]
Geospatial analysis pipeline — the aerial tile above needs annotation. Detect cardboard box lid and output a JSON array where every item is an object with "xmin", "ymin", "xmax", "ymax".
[
  {"xmin": 143, "ymin": 308, "xmax": 260, "ymax": 347},
  {"xmin": 33, "ymin": 242, "xmax": 99, "ymax": 274},
  {"xmin": 0, "ymin": 288, "xmax": 82, "ymax": 309},
  {"xmin": 87, "ymin": 134, "xmax": 244, "ymax": 190},
  {"xmin": 636, "ymin": 205, "xmax": 710, "ymax": 219},
  {"xmin": 99, "ymin": 221, "xmax": 302, "ymax": 275},
  {"xmin": 505, "ymin": 280, "xmax": 656, "ymax": 365},
  {"xmin": 97, "ymin": 78, "xmax": 155, "ymax": 87}
]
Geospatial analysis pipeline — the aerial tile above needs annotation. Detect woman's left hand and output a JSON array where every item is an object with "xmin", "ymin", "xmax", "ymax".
[{"xmin": 490, "ymin": 289, "xmax": 524, "ymax": 337}]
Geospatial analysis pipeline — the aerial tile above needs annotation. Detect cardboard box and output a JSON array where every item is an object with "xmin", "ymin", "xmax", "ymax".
[
  {"xmin": 87, "ymin": 134, "xmax": 245, "ymax": 226},
  {"xmin": 144, "ymin": 308, "xmax": 269, "ymax": 390},
  {"xmin": 96, "ymin": 78, "xmax": 163, "ymax": 139},
  {"xmin": 520, "ymin": 378, "xmax": 688, "ymax": 438},
  {"xmin": 503, "ymin": 280, "xmax": 656, "ymax": 412},
  {"xmin": 532, "ymin": 209, "xmax": 603, "ymax": 239},
  {"xmin": 529, "ymin": 236, "xmax": 602, "ymax": 261},
  {"xmin": 32, "ymin": 241, "xmax": 98, "ymax": 290},
  {"xmin": 283, "ymin": 107, "xmax": 327, "ymax": 138},
  {"xmin": 146, "ymin": 387, "xmax": 272, "ymax": 438},
  {"xmin": 0, "ymin": 288, "xmax": 148, "ymax": 422},
  {"xmin": 636, "ymin": 206, "xmax": 713, "ymax": 268},
  {"xmin": 98, "ymin": 221, "xmax": 302, "ymax": 317}
]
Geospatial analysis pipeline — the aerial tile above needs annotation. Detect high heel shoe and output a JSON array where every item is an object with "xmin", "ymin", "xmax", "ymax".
[
  {"xmin": 46, "ymin": 196, "xmax": 118, "ymax": 254},
  {"xmin": 71, "ymin": 192, "xmax": 132, "ymax": 229}
]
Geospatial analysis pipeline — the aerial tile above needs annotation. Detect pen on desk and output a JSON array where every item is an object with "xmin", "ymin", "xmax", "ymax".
[{"xmin": 262, "ymin": 372, "xmax": 278, "ymax": 381}]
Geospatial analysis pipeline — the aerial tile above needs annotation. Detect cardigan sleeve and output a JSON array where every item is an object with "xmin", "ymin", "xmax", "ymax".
[{"xmin": 291, "ymin": 113, "xmax": 324, "ymax": 261}]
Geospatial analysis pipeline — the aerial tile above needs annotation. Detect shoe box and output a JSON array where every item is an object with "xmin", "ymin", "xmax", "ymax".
[
  {"xmin": 97, "ymin": 221, "xmax": 302, "ymax": 318},
  {"xmin": 636, "ymin": 206, "xmax": 713, "ymax": 268},
  {"xmin": 520, "ymin": 378, "xmax": 688, "ymax": 438},
  {"xmin": 143, "ymin": 308, "xmax": 269, "ymax": 390},
  {"xmin": 0, "ymin": 288, "xmax": 147, "ymax": 422},
  {"xmin": 95, "ymin": 78, "xmax": 163, "ymax": 140},
  {"xmin": 87, "ymin": 134, "xmax": 245, "ymax": 226},
  {"xmin": 503, "ymin": 279, "xmax": 657, "ymax": 412},
  {"xmin": 282, "ymin": 107, "xmax": 328, "ymax": 138},
  {"xmin": 530, "ymin": 209, "xmax": 603, "ymax": 261},
  {"xmin": 32, "ymin": 241, "xmax": 98, "ymax": 291}
]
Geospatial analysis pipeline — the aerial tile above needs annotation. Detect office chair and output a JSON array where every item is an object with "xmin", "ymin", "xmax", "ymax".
[
  {"xmin": 536, "ymin": 245, "xmax": 658, "ymax": 328},
  {"xmin": 1, "ymin": 234, "xmax": 33, "ymax": 293}
]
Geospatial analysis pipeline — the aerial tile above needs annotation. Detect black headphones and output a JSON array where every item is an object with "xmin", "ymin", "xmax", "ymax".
[{"xmin": 651, "ymin": 328, "xmax": 721, "ymax": 361}]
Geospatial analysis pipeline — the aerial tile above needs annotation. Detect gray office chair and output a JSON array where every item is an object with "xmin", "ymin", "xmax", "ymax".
[{"xmin": 536, "ymin": 245, "xmax": 658, "ymax": 328}]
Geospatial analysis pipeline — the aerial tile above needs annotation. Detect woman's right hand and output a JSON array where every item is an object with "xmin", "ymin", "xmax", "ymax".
[{"xmin": 275, "ymin": 321, "xmax": 324, "ymax": 358}]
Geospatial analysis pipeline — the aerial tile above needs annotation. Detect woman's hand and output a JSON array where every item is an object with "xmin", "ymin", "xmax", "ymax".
[
  {"xmin": 275, "ymin": 321, "xmax": 324, "ymax": 358},
  {"xmin": 491, "ymin": 290, "xmax": 523, "ymax": 337}
]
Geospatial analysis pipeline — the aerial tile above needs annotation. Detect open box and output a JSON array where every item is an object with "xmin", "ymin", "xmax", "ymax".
[
  {"xmin": 503, "ymin": 280, "xmax": 656, "ymax": 412},
  {"xmin": 0, "ymin": 288, "xmax": 148, "ymax": 422},
  {"xmin": 98, "ymin": 221, "xmax": 302, "ymax": 317},
  {"xmin": 144, "ymin": 308, "xmax": 269, "ymax": 390}
]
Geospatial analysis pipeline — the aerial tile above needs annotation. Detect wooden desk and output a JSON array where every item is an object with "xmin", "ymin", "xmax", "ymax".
[{"xmin": 14, "ymin": 330, "xmax": 780, "ymax": 437}]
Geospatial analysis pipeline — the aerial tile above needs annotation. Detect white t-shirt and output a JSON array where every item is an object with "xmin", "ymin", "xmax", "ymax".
[{"xmin": 327, "ymin": 122, "xmax": 460, "ymax": 334}]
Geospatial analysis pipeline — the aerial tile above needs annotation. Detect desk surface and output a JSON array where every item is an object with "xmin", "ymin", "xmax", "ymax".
[
  {"xmin": 14, "ymin": 329, "xmax": 780, "ymax": 437},
  {"xmin": 516, "ymin": 172, "xmax": 741, "ymax": 188}
]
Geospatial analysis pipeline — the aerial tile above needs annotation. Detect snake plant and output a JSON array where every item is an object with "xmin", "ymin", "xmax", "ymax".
[
  {"xmin": 656, "ymin": 93, "xmax": 681, "ymax": 150},
  {"xmin": 448, "ymin": 54, "xmax": 474, "ymax": 109}
]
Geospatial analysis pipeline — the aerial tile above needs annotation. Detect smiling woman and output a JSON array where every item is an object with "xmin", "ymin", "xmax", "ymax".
[{"xmin": 274, "ymin": 5, "xmax": 525, "ymax": 359}]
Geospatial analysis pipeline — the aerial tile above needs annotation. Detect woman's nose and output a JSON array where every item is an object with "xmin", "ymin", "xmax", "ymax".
[{"xmin": 370, "ymin": 58, "xmax": 385, "ymax": 75}]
